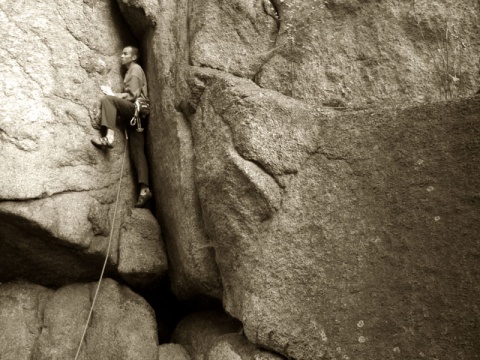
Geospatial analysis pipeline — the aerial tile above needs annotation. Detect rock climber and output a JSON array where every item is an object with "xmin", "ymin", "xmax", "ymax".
[{"xmin": 91, "ymin": 45, "xmax": 152, "ymax": 208}]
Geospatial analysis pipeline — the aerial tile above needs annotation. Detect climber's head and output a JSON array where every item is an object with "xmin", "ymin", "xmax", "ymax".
[{"xmin": 121, "ymin": 46, "xmax": 139, "ymax": 67}]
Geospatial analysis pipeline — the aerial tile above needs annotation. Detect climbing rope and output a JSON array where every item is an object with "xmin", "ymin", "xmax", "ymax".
[{"xmin": 74, "ymin": 132, "xmax": 129, "ymax": 360}]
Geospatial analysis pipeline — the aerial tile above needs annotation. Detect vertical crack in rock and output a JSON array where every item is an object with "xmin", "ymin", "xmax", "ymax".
[
  {"xmin": 188, "ymin": 0, "xmax": 281, "ymax": 80},
  {"xmin": 115, "ymin": 0, "xmax": 159, "ymax": 38},
  {"xmin": 263, "ymin": 0, "xmax": 280, "ymax": 28}
]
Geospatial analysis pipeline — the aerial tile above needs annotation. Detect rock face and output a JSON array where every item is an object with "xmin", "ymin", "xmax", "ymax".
[
  {"xmin": 118, "ymin": 208, "xmax": 168, "ymax": 287},
  {"xmin": 158, "ymin": 344, "xmax": 191, "ymax": 360},
  {"xmin": 0, "ymin": 279, "xmax": 159, "ymax": 360},
  {"xmin": 172, "ymin": 310, "xmax": 243, "ymax": 359},
  {"xmin": 206, "ymin": 334, "xmax": 285, "ymax": 360},
  {"xmin": 2, "ymin": 0, "xmax": 480, "ymax": 359},
  {"xmin": 172, "ymin": 310, "xmax": 284, "ymax": 360},
  {"xmin": 192, "ymin": 73, "xmax": 480, "ymax": 358},
  {"xmin": 0, "ymin": 0, "xmax": 167, "ymax": 288},
  {"xmin": 189, "ymin": 0, "xmax": 278, "ymax": 78},
  {"xmin": 257, "ymin": 0, "xmax": 480, "ymax": 106},
  {"xmin": 136, "ymin": 0, "xmax": 480, "ymax": 359},
  {"xmin": 136, "ymin": 0, "xmax": 224, "ymax": 301},
  {"xmin": 116, "ymin": 0, "xmax": 159, "ymax": 38}
]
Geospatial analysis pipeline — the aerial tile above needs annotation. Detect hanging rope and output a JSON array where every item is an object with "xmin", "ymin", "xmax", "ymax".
[{"xmin": 74, "ymin": 133, "xmax": 129, "ymax": 360}]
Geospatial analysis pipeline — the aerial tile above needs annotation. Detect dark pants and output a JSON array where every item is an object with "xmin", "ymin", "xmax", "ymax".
[{"xmin": 100, "ymin": 95, "xmax": 149, "ymax": 187}]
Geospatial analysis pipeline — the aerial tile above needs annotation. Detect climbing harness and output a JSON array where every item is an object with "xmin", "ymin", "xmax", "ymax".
[
  {"xmin": 74, "ymin": 131, "xmax": 129, "ymax": 360},
  {"xmin": 129, "ymin": 97, "xmax": 150, "ymax": 133}
]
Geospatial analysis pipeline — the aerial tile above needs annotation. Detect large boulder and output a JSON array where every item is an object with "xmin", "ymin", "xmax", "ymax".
[
  {"xmin": 138, "ymin": 0, "xmax": 480, "ymax": 303},
  {"xmin": 158, "ymin": 344, "xmax": 191, "ymax": 360},
  {"xmin": 191, "ymin": 71, "xmax": 480, "ymax": 359},
  {"xmin": 128, "ymin": 0, "xmax": 480, "ymax": 358},
  {"xmin": 0, "ymin": 0, "xmax": 166, "ymax": 287},
  {"xmin": 206, "ymin": 334, "xmax": 285, "ymax": 360},
  {"xmin": 3, "ymin": 0, "xmax": 479, "ymax": 359},
  {"xmin": 118, "ymin": 208, "xmax": 168, "ymax": 287},
  {"xmin": 172, "ymin": 310, "xmax": 284, "ymax": 360},
  {"xmin": 172, "ymin": 310, "xmax": 243, "ymax": 359},
  {"xmin": 0, "ymin": 279, "xmax": 159, "ymax": 360}
]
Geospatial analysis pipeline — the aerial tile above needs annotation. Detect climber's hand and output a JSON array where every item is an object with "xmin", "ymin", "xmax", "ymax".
[{"xmin": 101, "ymin": 85, "xmax": 114, "ymax": 96}]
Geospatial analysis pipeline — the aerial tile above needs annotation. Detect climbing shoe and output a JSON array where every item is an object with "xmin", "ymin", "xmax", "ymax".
[
  {"xmin": 135, "ymin": 188, "xmax": 152, "ymax": 208},
  {"xmin": 91, "ymin": 137, "xmax": 113, "ymax": 149}
]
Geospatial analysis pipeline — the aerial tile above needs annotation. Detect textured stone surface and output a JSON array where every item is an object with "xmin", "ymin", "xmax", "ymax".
[
  {"xmin": 172, "ymin": 311, "xmax": 283, "ymax": 360},
  {"xmin": 0, "ymin": 0, "xmax": 165, "ymax": 287},
  {"xmin": 2, "ymin": 0, "xmax": 480, "ymax": 359},
  {"xmin": 118, "ymin": 208, "xmax": 168, "ymax": 288},
  {"xmin": 206, "ymin": 334, "xmax": 285, "ymax": 360},
  {"xmin": 0, "ymin": 279, "xmax": 158, "ymax": 360},
  {"xmin": 133, "ymin": 0, "xmax": 480, "ymax": 358},
  {"xmin": 191, "ymin": 71, "xmax": 480, "ymax": 358},
  {"xmin": 158, "ymin": 343, "xmax": 191, "ymax": 360},
  {"xmin": 139, "ymin": 0, "xmax": 223, "ymax": 301},
  {"xmin": 257, "ymin": 0, "xmax": 480, "ymax": 106},
  {"xmin": 141, "ymin": 0, "xmax": 480, "ymax": 305},
  {"xmin": 116, "ymin": 0, "xmax": 159, "ymax": 37},
  {"xmin": 172, "ymin": 310, "xmax": 243, "ymax": 360},
  {"xmin": 0, "ymin": 282, "xmax": 48, "ymax": 360},
  {"xmin": 189, "ymin": 0, "xmax": 278, "ymax": 78},
  {"xmin": 0, "ymin": 0, "xmax": 134, "ymax": 200}
]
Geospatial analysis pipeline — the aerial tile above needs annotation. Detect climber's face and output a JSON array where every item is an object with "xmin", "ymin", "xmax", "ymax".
[{"xmin": 121, "ymin": 47, "xmax": 136, "ymax": 67}]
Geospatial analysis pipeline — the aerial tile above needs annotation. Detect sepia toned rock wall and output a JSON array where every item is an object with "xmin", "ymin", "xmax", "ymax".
[
  {"xmin": 190, "ymin": 72, "xmax": 480, "ymax": 358},
  {"xmin": 139, "ymin": 0, "xmax": 225, "ymax": 301},
  {"xmin": 259, "ymin": 0, "xmax": 480, "ymax": 106},
  {"xmin": 0, "ymin": 0, "xmax": 167, "ymax": 288},
  {"xmin": 1, "ymin": 0, "xmax": 479, "ymax": 359},
  {"xmin": 138, "ymin": 0, "xmax": 480, "ymax": 358},
  {"xmin": 0, "ymin": 279, "xmax": 159, "ymax": 360}
]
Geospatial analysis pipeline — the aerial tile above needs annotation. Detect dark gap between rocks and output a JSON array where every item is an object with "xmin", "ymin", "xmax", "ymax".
[{"xmin": 134, "ymin": 277, "xmax": 224, "ymax": 343}]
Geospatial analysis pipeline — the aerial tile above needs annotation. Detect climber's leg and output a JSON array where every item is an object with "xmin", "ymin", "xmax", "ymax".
[
  {"xmin": 93, "ymin": 96, "xmax": 135, "ymax": 148},
  {"xmin": 129, "ymin": 128, "xmax": 152, "ymax": 207},
  {"xmin": 100, "ymin": 95, "xmax": 118, "ymax": 129},
  {"xmin": 129, "ymin": 128, "xmax": 149, "ymax": 186}
]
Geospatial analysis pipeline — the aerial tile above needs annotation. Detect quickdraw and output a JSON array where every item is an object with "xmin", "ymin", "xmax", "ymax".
[
  {"xmin": 130, "ymin": 98, "xmax": 150, "ymax": 132},
  {"xmin": 130, "ymin": 111, "xmax": 143, "ymax": 132}
]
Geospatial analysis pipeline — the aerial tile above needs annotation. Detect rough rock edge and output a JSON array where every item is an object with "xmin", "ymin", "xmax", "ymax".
[{"xmin": 116, "ymin": 0, "xmax": 158, "ymax": 37}]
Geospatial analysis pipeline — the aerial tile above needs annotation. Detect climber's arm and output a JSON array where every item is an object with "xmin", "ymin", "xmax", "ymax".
[{"xmin": 101, "ymin": 85, "xmax": 129, "ymax": 99}]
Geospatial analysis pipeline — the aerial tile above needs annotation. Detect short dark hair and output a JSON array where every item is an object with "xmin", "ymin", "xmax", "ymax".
[{"xmin": 125, "ymin": 45, "xmax": 140, "ymax": 61}]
